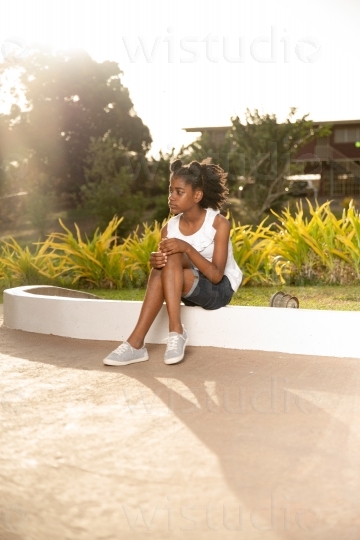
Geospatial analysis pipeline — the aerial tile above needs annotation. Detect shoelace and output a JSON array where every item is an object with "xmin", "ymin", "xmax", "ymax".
[
  {"xmin": 114, "ymin": 342, "xmax": 130, "ymax": 354},
  {"xmin": 166, "ymin": 334, "xmax": 184, "ymax": 352}
]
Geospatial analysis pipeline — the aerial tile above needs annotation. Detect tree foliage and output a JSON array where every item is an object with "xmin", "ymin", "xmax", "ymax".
[
  {"xmin": 228, "ymin": 108, "xmax": 331, "ymax": 217},
  {"xmin": 0, "ymin": 45, "xmax": 152, "ymax": 197},
  {"xmin": 81, "ymin": 137, "xmax": 146, "ymax": 235}
]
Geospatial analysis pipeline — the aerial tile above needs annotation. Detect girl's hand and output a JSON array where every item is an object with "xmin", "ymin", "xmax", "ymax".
[
  {"xmin": 150, "ymin": 251, "xmax": 167, "ymax": 269},
  {"xmin": 158, "ymin": 238, "xmax": 189, "ymax": 255}
]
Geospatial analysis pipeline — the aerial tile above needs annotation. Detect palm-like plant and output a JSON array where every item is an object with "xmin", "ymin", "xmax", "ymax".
[{"xmin": 44, "ymin": 216, "xmax": 135, "ymax": 288}]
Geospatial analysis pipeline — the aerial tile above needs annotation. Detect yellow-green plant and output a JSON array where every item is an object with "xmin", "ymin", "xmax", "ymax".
[
  {"xmin": 231, "ymin": 219, "xmax": 275, "ymax": 285},
  {"xmin": 334, "ymin": 201, "xmax": 360, "ymax": 279},
  {"xmin": 0, "ymin": 237, "xmax": 66, "ymax": 288},
  {"xmin": 123, "ymin": 220, "xmax": 164, "ymax": 280},
  {"xmin": 3, "ymin": 200, "xmax": 360, "ymax": 291},
  {"xmin": 44, "ymin": 216, "xmax": 134, "ymax": 288},
  {"xmin": 271, "ymin": 201, "xmax": 328, "ymax": 282},
  {"xmin": 271, "ymin": 200, "xmax": 359, "ymax": 284},
  {"xmin": 307, "ymin": 201, "xmax": 350, "ymax": 281},
  {"xmin": 272, "ymin": 202, "xmax": 318, "ymax": 274}
]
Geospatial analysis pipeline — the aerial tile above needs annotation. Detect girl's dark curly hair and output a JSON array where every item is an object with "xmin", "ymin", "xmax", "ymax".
[{"xmin": 169, "ymin": 158, "xmax": 229, "ymax": 210}]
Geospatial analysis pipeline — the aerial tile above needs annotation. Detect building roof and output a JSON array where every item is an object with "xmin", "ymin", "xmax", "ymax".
[
  {"xmin": 183, "ymin": 119, "xmax": 360, "ymax": 132},
  {"xmin": 313, "ymin": 119, "xmax": 360, "ymax": 126}
]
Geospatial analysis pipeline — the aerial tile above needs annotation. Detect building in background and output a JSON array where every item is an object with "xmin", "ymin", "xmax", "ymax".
[{"xmin": 183, "ymin": 120, "xmax": 360, "ymax": 198}]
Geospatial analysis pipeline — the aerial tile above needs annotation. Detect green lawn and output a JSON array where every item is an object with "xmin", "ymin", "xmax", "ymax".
[
  {"xmin": 1, "ymin": 285, "xmax": 359, "ymax": 311},
  {"xmin": 83, "ymin": 285, "xmax": 360, "ymax": 311}
]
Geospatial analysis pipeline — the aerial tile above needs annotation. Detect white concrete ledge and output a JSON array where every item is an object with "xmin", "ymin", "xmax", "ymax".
[{"xmin": 3, "ymin": 285, "xmax": 360, "ymax": 359}]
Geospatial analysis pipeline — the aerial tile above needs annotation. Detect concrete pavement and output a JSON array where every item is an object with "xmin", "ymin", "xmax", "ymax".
[{"xmin": 1, "ymin": 314, "xmax": 360, "ymax": 539}]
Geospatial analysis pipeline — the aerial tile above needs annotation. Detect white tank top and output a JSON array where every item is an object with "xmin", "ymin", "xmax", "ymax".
[{"xmin": 166, "ymin": 208, "xmax": 243, "ymax": 292}]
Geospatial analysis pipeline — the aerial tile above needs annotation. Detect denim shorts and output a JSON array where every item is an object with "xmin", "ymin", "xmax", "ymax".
[{"xmin": 181, "ymin": 269, "xmax": 234, "ymax": 310}]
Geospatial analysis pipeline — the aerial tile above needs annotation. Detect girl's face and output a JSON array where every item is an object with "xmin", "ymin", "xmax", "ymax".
[{"xmin": 168, "ymin": 177, "xmax": 202, "ymax": 214}]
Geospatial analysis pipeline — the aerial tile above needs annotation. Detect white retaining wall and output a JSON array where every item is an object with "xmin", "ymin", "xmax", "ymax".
[{"xmin": 3, "ymin": 285, "xmax": 360, "ymax": 359}]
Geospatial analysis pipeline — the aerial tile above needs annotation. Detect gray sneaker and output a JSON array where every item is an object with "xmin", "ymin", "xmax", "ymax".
[
  {"xmin": 164, "ymin": 327, "xmax": 188, "ymax": 365},
  {"xmin": 103, "ymin": 342, "xmax": 149, "ymax": 366}
]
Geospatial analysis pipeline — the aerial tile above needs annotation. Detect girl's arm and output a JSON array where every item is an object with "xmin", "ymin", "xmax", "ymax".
[{"xmin": 159, "ymin": 215, "xmax": 230, "ymax": 284}]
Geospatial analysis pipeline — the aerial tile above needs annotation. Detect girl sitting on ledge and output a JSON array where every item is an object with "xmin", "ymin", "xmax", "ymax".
[{"xmin": 103, "ymin": 159, "xmax": 243, "ymax": 366}]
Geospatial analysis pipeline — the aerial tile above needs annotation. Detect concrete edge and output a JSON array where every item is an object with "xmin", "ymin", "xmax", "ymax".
[{"xmin": 3, "ymin": 285, "xmax": 360, "ymax": 359}]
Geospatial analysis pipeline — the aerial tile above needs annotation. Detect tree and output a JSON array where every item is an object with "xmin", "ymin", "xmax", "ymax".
[
  {"xmin": 26, "ymin": 180, "xmax": 54, "ymax": 239},
  {"xmin": 228, "ymin": 108, "xmax": 331, "ymax": 217},
  {"xmin": 81, "ymin": 137, "xmax": 146, "ymax": 235},
  {"xmin": 0, "ymin": 45, "xmax": 152, "ymax": 198}
]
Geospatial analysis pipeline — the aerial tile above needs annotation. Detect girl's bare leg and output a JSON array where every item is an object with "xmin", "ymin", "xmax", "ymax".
[
  {"xmin": 127, "ymin": 268, "xmax": 165, "ymax": 349},
  {"xmin": 161, "ymin": 252, "xmax": 193, "ymax": 334},
  {"xmin": 127, "ymin": 254, "xmax": 195, "ymax": 347}
]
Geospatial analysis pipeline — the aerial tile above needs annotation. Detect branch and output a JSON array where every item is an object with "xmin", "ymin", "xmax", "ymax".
[
  {"xmin": 247, "ymin": 150, "xmax": 271, "ymax": 178},
  {"xmin": 258, "ymin": 168, "xmax": 288, "ymax": 216},
  {"xmin": 258, "ymin": 125, "xmax": 325, "ymax": 215}
]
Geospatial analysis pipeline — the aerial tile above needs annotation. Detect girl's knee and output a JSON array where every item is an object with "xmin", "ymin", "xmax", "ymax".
[
  {"xmin": 162, "ymin": 252, "xmax": 183, "ymax": 270},
  {"xmin": 149, "ymin": 268, "xmax": 162, "ymax": 280}
]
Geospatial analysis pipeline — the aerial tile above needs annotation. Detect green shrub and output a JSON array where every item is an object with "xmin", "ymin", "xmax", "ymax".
[
  {"xmin": 44, "ymin": 216, "xmax": 136, "ymax": 288},
  {"xmin": 2, "ymin": 200, "xmax": 360, "ymax": 290}
]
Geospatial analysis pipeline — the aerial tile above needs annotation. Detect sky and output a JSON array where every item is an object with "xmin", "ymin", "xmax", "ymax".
[{"xmin": 1, "ymin": 0, "xmax": 360, "ymax": 157}]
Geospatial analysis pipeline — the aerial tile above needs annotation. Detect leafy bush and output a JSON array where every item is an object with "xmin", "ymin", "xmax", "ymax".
[
  {"xmin": 122, "ymin": 220, "xmax": 164, "ymax": 285},
  {"xmin": 230, "ymin": 219, "xmax": 274, "ymax": 285},
  {"xmin": 2, "ymin": 200, "xmax": 360, "ymax": 291},
  {"xmin": 271, "ymin": 200, "xmax": 360, "ymax": 284},
  {"xmin": 0, "ymin": 237, "xmax": 66, "ymax": 289},
  {"xmin": 43, "ymin": 216, "xmax": 136, "ymax": 288}
]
